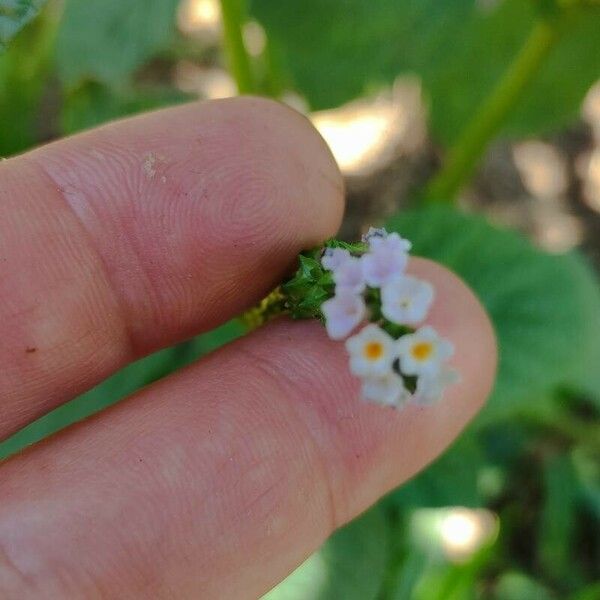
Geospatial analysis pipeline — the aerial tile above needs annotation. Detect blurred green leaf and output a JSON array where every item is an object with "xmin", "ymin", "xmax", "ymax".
[
  {"xmin": 0, "ymin": 320, "xmax": 245, "ymax": 460},
  {"xmin": 386, "ymin": 206, "xmax": 600, "ymax": 424},
  {"xmin": 61, "ymin": 80, "xmax": 191, "ymax": 134},
  {"xmin": 0, "ymin": 1, "xmax": 58, "ymax": 155},
  {"xmin": 569, "ymin": 582, "xmax": 600, "ymax": 600},
  {"xmin": 0, "ymin": 0, "xmax": 47, "ymax": 50},
  {"xmin": 56, "ymin": 0, "xmax": 179, "ymax": 87},
  {"xmin": 262, "ymin": 506, "xmax": 389, "ymax": 600},
  {"xmin": 250, "ymin": 0, "xmax": 600, "ymax": 143},
  {"xmin": 388, "ymin": 433, "xmax": 485, "ymax": 509},
  {"xmin": 425, "ymin": 0, "xmax": 600, "ymax": 143},
  {"xmin": 387, "ymin": 551, "xmax": 430, "ymax": 600},
  {"xmin": 493, "ymin": 571, "xmax": 554, "ymax": 600},
  {"xmin": 249, "ymin": 0, "xmax": 472, "ymax": 113},
  {"xmin": 404, "ymin": 543, "xmax": 496, "ymax": 600},
  {"xmin": 539, "ymin": 453, "xmax": 580, "ymax": 586},
  {"xmin": 572, "ymin": 446, "xmax": 600, "ymax": 521}
]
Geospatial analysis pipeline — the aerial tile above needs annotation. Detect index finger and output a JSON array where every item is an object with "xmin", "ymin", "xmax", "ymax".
[{"xmin": 0, "ymin": 97, "xmax": 344, "ymax": 439}]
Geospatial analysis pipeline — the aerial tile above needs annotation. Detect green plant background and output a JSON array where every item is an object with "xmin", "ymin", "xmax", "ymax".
[{"xmin": 1, "ymin": 0, "xmax": 599, "ymax": 598}]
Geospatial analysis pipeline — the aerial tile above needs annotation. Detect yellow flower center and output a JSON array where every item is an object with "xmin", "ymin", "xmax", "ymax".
[
  {"xmin": 411, "ymin": 341, "xmax": 433, "ymax": 361},
  {"xmin": 364, "ymin": 341, "xmax": 384, "ymax": 361}
]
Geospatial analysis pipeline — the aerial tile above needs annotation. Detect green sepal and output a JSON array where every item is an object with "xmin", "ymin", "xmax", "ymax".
[{"xmin": 282, "ymin": 248, "xmax": 334, "ymax": 319}]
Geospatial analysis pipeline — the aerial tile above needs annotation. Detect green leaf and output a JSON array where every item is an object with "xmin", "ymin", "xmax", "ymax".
[
  {"xmin": 249, "ymin": 0, "xmax": 600, "ymax": 143},
  {"xmin": 572, "ymin": 446, "xmax": 600, "ymax": 521},
  {"xmin": 569, "ymin": 582, "xmax": 600, "ymax": 600},
  {"xmin": 539, "ymin": 453, "xmax": 580, "ymax": 586},
  {"xmin": 262, "ymin": 505, "xmax": 389, "ymax": 600},
  {"xmin": 388, "ymin": 432, "xmax": 485, "ymax": 509},
  {"xmin": 386, "ymin": 205, "xmax": 600, "ymax": 424},
  {"xmin": 0, "ymin": 1, "xmax": 58, "ymax": 155},
  {"xmin": 492, "ymin": 571, "xmax": 554, "ymax": 600},
  {"xmin": 0, "ymin": 0, "xmax": 48, "ymax": 50},
  {"xmin": 61, "ymin": 80, "xmax": 191, "ymax": 135},
  {"xmin": 425, "ymin": 0, "xmax": 600, "ymax": 143},
  {"xmin": 56, "ymin": 0, "xmax": 179, "ymax": 87},
  {"xmin": 387, "ymin": 552, "xmax": 429, "ymax": 600},
  {"xmin": 249, "ymin": 0, "xmax": 472, "ymax": 113}
]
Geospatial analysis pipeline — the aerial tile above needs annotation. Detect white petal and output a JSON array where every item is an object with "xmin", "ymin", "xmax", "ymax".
[
  {"xmin": 396, "ymin": 326, "xmax": 451, "ymax": 376},
  {"xmin": 345, "ymin": 323, "xmax": 396, "ymax": 377},
  {"xmin": 321, "ymin": 247, "xmax": 351, "ymax": 271},
  {"xmin": 438, "ymin": 338, "xmax": 455, "ymax": 361},
  {"xmin": 362, "ymin": 249, "xmax": 407, "ymax": 287},
  {"xmin": 361, "ymin": 372, "xmax": 410, "ymax": 407},
  {"xmin": 381, "ymin": 276, "xmax": 434, "ymax": 325},
  {"xmin": 369, "ymin": 232, "xmax": 412, "ymax": 254},
  {"xmin": 333, "ymin": 257, "xmax": 366, "ymax": 294},
  {"xmin": 413, "ymin": 367, "xmax": 460, "ymax": 405},
  {"xmin": 322, "ymin": 293, "xmax": 366, "ymax": 340},
  {"xmin": 361, "ymin": 227, "xmax": 388, "ymax": 243}
]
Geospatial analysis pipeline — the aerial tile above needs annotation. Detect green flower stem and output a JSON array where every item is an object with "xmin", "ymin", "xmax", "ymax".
[
  {"xmin": 424, "ymin": 16, "xmax": 562, "ymax": 203},
  {"xmin": 240, "ymin": 286, "xmax": 287, "ymax": 331},
  {"xmin": 219, "ymin": 0, "xmax": 255, "ymax": 94}
]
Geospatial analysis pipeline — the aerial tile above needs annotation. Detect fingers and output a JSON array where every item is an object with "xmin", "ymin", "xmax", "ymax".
[
  {"xmin": 0, "ymin": 97, "xmax": 344, "ymax": 439},
  {"xmin": 0, "ymin": 259, "xmax": 497, "ymax": 599}
]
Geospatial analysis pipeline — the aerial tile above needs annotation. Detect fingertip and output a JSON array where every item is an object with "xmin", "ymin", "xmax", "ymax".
[{"xmin": 222, "ymin": 96, "xmax": 345, "ymax": 244}]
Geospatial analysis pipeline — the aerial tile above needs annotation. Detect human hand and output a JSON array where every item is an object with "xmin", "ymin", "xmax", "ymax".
[{"xmin": 0, "ymin": 97, "xmax": 496, "ymax": 599}]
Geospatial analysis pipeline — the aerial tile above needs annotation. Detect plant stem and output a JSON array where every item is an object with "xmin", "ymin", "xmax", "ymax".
[
  {"xmin": 424, "ymin": 17, "xmax": 562, "ymax": 203},
  {"xmin": 219, "ymin": 0, "xmax": 254, "ymax": 94}
]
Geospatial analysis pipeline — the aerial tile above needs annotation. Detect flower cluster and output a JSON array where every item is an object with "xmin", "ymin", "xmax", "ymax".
[{"xmin": 320, "ymin": 227, "xmax": 458, "ymax": 408}]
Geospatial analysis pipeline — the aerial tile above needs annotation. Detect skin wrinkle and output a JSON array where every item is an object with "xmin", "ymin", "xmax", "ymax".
[
  {"xmin": 0, "ymin": 171, "xmax": 128, "ymax": 435},
  {"xmin": 0, "ymin": 542, "xmax": 38, "ymax": 599},
  {"xmin": 26, "ymin": 155, "xmax": 138, "ymax": 361},
  {"xmin": 248, "ymin": 328, "xmax": 374, "ymax": 525},
  {"xmin": 233, "ymin": 343, "xmax": 340, "ymax": 532},
  {"xmin": 29, "ymin": 152, "xmax": 166, "ymax": 355}
]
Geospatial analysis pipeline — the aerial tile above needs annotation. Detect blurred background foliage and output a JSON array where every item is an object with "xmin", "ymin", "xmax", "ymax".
[{"xmin": 1, "ymin": 0, "xmax": 599, "ymax": 598}]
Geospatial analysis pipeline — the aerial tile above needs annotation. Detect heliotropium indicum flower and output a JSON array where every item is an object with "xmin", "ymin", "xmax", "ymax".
[
  {"xmin": 321, "ymin": 247, "xmax": 351, "ymax": 271},
  {"xmin": 396, "ymin": 326, "xmax": 454, "ymax": 376},
  {"xmin": 244, "ymin": 227, "xmax": 458, "ymax": 409},
  {"xmin": 345, "ymin": 324, "xmax": 396, "ymax": 377},
  {"xmin": 362, "ymin": 371, "xmax": 410, "ymax": 407},
  {"xmin": 381, "ymin": 276, "xmax": 434, "ymax": 325},
  {"xmin": 333, "ymin": 256, "xmax": 366, "ymax": 294},
  {"xmin": 362, "ymin": 232, "xmax": 411, "ymax": 287},
  {"xmin": 321, "ymin": 291, "xmax": 366, "ymax": 340}
]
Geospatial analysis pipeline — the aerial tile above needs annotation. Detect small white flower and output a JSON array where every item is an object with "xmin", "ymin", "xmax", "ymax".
[
  {"xmin": 333, "ymin": 256, "xmax": 366, "ymax": 294},
  {"xmin": 397, "ymin": 326, "xmax": 454, "ymax": 376},
  {"xmin": 381, "ymin": 276, "xmax": 434, "ymax": 325},
  {"xmin": 321, "ymin": 247, "xmax": 351, "ymax": 271},
  {"xmin": 321, "ymin": 291, "xmax": 366, "ymax": 340},
  {"xmin": 361, "ymin": 372, "xmax": 411, "ymax": 407},
  {"xmin": 369, "ymin": 231, "xmax": 412, "ymax": 254},
  {"xmin": 414, "ymin": 367, "xmax": 460, "ymax": 405},
  {"xmin": 346, "ymin": 324, "xmax": 396, "ymax": 377},
  {"xmin": 361, "ymin": 226, "xmax": 388, "ymax": 243},
  {"xmin": 362, "ymin": 232, "xmax": 411, "ymax": 287}
]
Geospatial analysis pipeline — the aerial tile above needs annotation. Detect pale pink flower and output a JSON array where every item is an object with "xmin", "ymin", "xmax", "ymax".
[{"xmin": 321, "ymin": 292, "xmax": 366, "ymax": 340}]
